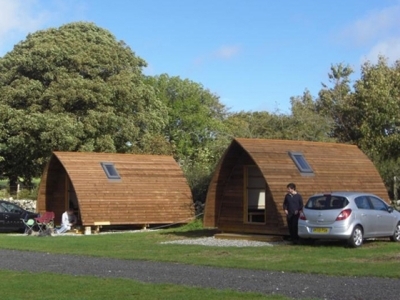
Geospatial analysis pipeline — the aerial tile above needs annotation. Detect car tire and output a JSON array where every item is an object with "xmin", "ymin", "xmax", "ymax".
[
  {"xmin": 389, "ymin": 222, "xmax": 400, "ymax": 242},
  {"xmin": 348, "ymin": 225, "xmax": 363, "ymax": 248}
]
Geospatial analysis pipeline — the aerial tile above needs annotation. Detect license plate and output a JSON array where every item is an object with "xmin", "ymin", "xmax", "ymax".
[{"xmin": 313, "ymin": 228, "xmax": 329, "ymax": 233}]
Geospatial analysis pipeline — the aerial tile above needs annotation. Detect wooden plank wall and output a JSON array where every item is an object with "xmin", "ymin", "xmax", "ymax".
[
  {"xmin": 37, "ymin": 157, "xmax": 67, "ymax": 224},
  {"xmin": 203, "ymin": 142, "xmax": 239, "ymax": 228},
  {"xmin": 204, "ymin": 142, "xmax": 287, "ymax": 235},
  {"xmin": 204, "ymin": 138, "xmax": 389, "ymax": 236},
  {"xmin": 37, "ymin": 152, "xmax": 194, "ymax": 226}
]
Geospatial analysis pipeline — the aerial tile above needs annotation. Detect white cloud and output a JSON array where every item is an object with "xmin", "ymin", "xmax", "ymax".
[
  {"xmin": 193, "ymin": 44, "xmax": 241, "ymax": 67},
  {"xmin": 213, "ymin": 45, "xmax": 241, "ymax": 60},
  {"xmin": 338, "ymin": 3, "xmax": 400, "ymax": 63},
  {"xmin": 363, "ymin": 37, "xmax": 400, "ymax": 64},
  {"xmin": 340, "ymin": 4, "xmax": 400, "ymax": 46},
  {"xmin": 0, "ymin": 0, "xmax": 87, "ymax": 56},
  {"xmin": 0, "ymin": 0, "xmax": 49, "ymax": 50}
]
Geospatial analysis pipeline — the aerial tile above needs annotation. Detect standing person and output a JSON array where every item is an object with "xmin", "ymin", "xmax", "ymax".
[
  {"xmin": 55, "ymin": 208, "xmax": 77, "ymax": 234},
  {"xmin": 283, "ymin": 183, "xmax": 304, "ymax": 244}
]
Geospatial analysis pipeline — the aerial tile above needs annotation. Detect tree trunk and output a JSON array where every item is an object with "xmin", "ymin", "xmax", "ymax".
[{"xmin": 9, "ymin": 175, "xmax": 18, "ymax": 196}]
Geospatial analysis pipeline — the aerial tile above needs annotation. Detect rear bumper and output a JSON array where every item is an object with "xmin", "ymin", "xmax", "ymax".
[{"xmin": 298, "ymin": 222, "xmax": 353, "ymax": 239}]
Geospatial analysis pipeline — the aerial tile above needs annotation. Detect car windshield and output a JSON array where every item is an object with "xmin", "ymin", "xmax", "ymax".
[
  {"xmin": 305, "ymin": 195, "xmax": 349, "ymax": 210},
  {"xmin": 0, "ymin": 202, "xmax": 23, "ymax": 213}
]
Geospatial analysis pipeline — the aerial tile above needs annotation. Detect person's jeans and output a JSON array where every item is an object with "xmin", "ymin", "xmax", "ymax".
[
  {"xmin": 56, "ymin": 225, "xmax": 70, "ymax": 234},
  {"xmin": 287, "ymin": 213, "xmax": 300, "ymax": 240}
]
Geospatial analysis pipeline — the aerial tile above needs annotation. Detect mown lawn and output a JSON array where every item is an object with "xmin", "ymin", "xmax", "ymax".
[
  {"xmin": 0, "ymin": 270, "xmax": 285, "ymax": 300},
  {"xmin": 0, "ymin": 221, "xmax": 399, "ymax": 278}
]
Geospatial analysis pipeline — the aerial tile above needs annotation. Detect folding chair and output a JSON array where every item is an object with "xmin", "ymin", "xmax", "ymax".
[
  {"xmin": 21, "ymin": 218, "xmax": 36, "ymax": 235},
  {"xmin": 35, "ymin": 211, "xmax": 55, "ymax": 233},
  {"xmin": 44, "ymin": 211, "xmax": 55, "ymax": 229}
]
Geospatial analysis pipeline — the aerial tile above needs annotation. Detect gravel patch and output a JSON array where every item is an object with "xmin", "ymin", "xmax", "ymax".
[{"xmin": 161, "ymin": 236, "xmax": 283, "ymax": 247}]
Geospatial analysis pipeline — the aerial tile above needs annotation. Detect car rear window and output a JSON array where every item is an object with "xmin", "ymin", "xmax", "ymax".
[{"xmin": 305, "ymin": 195, "xmax": 349, "ymax": 210}]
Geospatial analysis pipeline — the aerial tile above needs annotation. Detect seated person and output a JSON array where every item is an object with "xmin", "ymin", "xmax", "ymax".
[{"xmin": 55, "ymin": 208, "xmax": 77, "ymax": 234}]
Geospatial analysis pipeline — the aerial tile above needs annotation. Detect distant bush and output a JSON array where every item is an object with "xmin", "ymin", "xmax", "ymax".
[
  {"xmin": 0, "ymin": 189, "xmax": 9, "ymax": 199},
  {"xmin": 172, "ymin": 219, "xmax": 204, "ymax": 232},
  {"xmin": 0, "ymin": 180, "xmax": 8, "ymax": 190},
  {"xmin": 0, "ymin": 178, "xmax": 40, "ymax": 200},
  {"xmin": 17, "ymin": 188, "xmax": 38, "ymax": 200}
]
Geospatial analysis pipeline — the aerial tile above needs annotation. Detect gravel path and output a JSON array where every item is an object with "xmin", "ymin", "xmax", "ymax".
[{"xmin": 1, "ymin": 247, "xmax": 400, "ymax": 300}]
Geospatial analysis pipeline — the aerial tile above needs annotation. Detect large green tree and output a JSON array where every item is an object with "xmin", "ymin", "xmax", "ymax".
[
  {"xmin": 224, "ymin": 110, "xmax": 286, "ymax": 139},
  {"xmin": 288, "ymin": 90, "xmax": 335, "ymax": 142},
  {"xmin": 352, "ymin": 57, "xmax": 400, "ymax": 197},
  {"xmin": 145, "ymin": 74, "xmax": 228, "ymax": 166},
  {"xmin": 144, "ymin": 74, "xmax": 229, "ymax": 212},
  {"xmin": 353, "ymin": 57, "xmax": 400, "ymax": 160},
  {"xmin": 0, "ymin": 22, "xmax": 169, "ymax": 190},
  {"xmin": 310, "ymin": 58, "xmax": 400, "ymax": 198},
  {"xmin": 225, "ymin": 90, "xmax": 334, "ymax": 142},
  {"xmin": 315, "ymin": 63, "xmax": 360, "ymax": 143}
]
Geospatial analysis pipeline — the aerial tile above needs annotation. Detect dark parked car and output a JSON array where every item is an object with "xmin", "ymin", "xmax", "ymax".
[
  {"xmin": 0, "ymin": 200, "xmax": 39, "ymax": 233},
  {"xmin": 298, "ymin": 192, "xmax": 400, "ymax": 247}
]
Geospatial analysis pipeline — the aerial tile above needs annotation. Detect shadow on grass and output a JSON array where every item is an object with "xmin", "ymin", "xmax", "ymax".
[
  {"xmin": 298, "ymin": 238, "xmax": 392, "ymax": 248},
  {"xmin": 304, "ymin": 240, "xmax": 348, "ymax": 248}
]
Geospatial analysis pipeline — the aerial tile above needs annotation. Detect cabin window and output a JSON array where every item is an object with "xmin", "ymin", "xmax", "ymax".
[
  {"xmin": 288, "ymin": 152, "xmax": 314, "ymax": 174},
  {"xmin": 100, "ymin": 162, "xmax": 121, "ymax": 180},
  {"xmin": 244, "ymin": 165, "xmax": 265, "ymax": 224}
]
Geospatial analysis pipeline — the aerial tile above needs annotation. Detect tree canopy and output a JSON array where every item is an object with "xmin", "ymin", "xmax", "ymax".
[
  {"xmin": 0, "ymin": 22, "xmax": 169, "ymax": 187},
  {"xmin": 145, "ymin": 74, "xmax": 230, "ymax": 210},
  {"xmin": 225, "ymin": 90, "xmax": 334, "ymax": 142},
  {"xmin": 296, "ymin": 58, "xmax": 400, "ymax": 198},
  {"xmin": 353, "ymin": 57, "xmax": 400, "ymax": 160},
  {"xmin": 1, "ymin": 20, "xmax": 399, "ymax": 203},
  {"xmin": 145, "ymin": 74, "xmax": 229, "ymax": 169}
]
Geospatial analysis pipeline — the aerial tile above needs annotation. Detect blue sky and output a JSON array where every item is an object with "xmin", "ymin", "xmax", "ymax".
[{"xmin": 1, "ymin": 0, "xmax": 399, "ymax": 113}]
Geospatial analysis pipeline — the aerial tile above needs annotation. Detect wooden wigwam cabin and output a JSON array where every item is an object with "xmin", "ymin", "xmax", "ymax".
[
  {"xmin": 203, "ymin": 138, "xmax": 389, "ymax": 236},
  {"xmin": 36, "ymin": 152, "xmax": 194, "ymax": 230}
]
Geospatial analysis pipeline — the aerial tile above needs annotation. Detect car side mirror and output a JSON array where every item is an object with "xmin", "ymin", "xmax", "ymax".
[{"xmin": 388, "ymin": 206, "xmax": 394, "ymax": 213}]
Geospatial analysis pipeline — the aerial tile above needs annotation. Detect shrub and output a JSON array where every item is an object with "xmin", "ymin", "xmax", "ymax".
[
  {"xmin": 17, "ymin": 188, "xmax": 37, "ymax": 200},
  {"xmin": 0, "ymin": 189, "xmax": 9, "ymax": 199}
]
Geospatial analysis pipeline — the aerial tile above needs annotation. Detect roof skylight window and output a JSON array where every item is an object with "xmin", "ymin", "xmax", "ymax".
[
  {"xmin": 288, "ymin": 152, "xmax": 314, "ymax": 174},
  {"xmin": 100, "ymin": 162, "xmax": 121, "ymax": 180}
]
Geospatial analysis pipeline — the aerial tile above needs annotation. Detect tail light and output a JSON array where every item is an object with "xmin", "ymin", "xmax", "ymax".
[
  {"xmin": 336, "ymin": 209, "xmax": 352, "ymax": 221},
  {"xmin": 299, "ymin": 211, "xmax": 307, "ymax": 220}
]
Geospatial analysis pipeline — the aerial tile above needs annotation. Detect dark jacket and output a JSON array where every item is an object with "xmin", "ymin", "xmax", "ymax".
[{"xmin": 283, "ymin": 193, "xmax": 304, "ymax": 217}]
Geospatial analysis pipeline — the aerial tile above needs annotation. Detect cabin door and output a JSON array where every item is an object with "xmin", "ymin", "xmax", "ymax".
[
  {"xmin": 244, "ymin": 165, "xmax": 266, "ymax": 223},
  {"xmin": 66, "ymin": 177, "xmax": 80, "ymax": 223}
]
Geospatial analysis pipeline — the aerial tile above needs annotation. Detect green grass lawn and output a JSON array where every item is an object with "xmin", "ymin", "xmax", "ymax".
[
  {"xmin": 0, "ymin": 221, "xmax": 400, "ymax": 279},
  {"xmin": 0, "ymin": 270, "xmax": 285, "ymax": 300}
]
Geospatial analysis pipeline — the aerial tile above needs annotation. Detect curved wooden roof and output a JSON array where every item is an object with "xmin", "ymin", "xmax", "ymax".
[
  {"xmin": 204, "ymin": 138, "xmax": 388, "ymax": 229},
  {"xmin": 37, "ymin": 152, "xmax": 194, "ymax": 226}
]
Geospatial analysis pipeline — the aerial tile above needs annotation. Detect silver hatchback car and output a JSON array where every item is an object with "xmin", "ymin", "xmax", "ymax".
[{"xmin": 298, "ymin": 192, "xmax": 400, "ymax": 247}]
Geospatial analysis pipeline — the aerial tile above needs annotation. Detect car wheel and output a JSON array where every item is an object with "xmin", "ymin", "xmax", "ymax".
[
  {"xmin": 389, "ymin": 222, "xmax": 400, "ymax": 242},
  {"xmin": 348, "ymin": 225, "xmax": 363, "ymax": 248}
]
